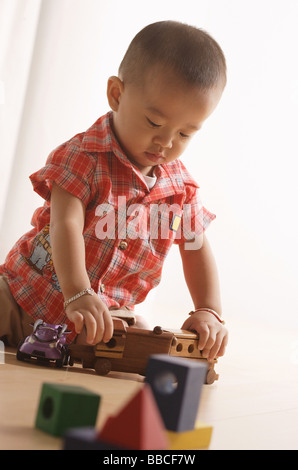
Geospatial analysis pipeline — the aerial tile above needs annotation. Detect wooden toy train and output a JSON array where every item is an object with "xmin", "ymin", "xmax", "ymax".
[{"xmin": 68, "ymin": 318, "xmax": 219, "ymax": 384}]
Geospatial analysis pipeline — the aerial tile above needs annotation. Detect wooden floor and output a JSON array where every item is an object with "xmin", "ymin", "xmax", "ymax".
[{"xmin": 1, "ymin": 319, "xmax": 298, "ymax": 450}]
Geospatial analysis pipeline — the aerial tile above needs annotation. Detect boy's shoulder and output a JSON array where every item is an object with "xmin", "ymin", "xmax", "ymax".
[
  {"xmin": 79, "ymin": 113, "xmax": 112, "ymax": 154},
  {"xmin": 44, "ymin": 113, "xmax": 113, "ymax": 173},
  {"xmin": 53, "ymin": 113, "xmax": 112, "ymax": 155}
]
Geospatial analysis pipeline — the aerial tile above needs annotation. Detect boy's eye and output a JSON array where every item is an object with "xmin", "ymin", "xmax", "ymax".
[
  {"xmin": 146, "ymin": 117, "xmax": 190, "ymax": 139},
  {"xmin": 146, "ymin": 117, "xmax": 161, "ymax": 128}
]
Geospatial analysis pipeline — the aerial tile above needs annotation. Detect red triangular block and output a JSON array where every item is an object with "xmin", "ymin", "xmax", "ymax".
[{"xmin": 98, "ymin": 385, "xmax": 169, "ymax": 450}]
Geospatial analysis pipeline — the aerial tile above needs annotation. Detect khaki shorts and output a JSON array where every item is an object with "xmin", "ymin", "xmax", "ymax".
[{"xmin": 0, "ymin": 275, "xmax": 33, "ymax": 347}]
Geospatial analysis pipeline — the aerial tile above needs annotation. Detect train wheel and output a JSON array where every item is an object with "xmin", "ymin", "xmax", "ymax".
[
  {"xmin": 94, "ymin": 358, "xmax": 112, "ymax": 376},
  {"xmin": 206, "ymin": 367, "xmax": 219, "ymax": 384}
]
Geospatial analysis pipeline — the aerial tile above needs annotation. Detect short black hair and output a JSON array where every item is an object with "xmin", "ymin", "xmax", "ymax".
[{"xmin": 118, "ymin": 20, "xmax": 227, "ymax": 90}]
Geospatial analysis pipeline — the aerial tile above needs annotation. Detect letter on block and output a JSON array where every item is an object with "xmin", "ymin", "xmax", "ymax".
[
  {"xmin": 145, "ymin": 354, "xmax": 207, "ymax": 432},
  {"xmin": 35, "ymin": 383, "xmax": 100, "ymax": 436}
]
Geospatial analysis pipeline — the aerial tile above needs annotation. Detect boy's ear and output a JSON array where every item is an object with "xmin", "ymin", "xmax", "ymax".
[{"xmin": 107, "ymin": 76, "xmax": 124, "ymax": 111}]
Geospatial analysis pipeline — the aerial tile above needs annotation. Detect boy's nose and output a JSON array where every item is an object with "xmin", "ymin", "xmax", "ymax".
[{"xmin": 153, "ymin": 132, "xmax": 173, "ymax": 149}]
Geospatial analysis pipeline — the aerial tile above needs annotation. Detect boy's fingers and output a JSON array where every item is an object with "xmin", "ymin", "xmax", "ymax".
[
  {"xmin": 67, "ymin": 307, "xmax": 113, "ymax": 345},
  {"xmin": 207, "ymin": 330, "xmax": 229, "ymax": 360},
  {"xmin": 182, "ymin": 314, "xmax": 228, "ymax": 360},
  {"xmin": 197, "ymin": 324, "xmax": 209, "ymax": 350},
  {"xmin": 86, "ymin": 308, "xmax": 112, "ymax": 345},
  {"xmin": 216, "ymin": 333, "xmax": 229, "ymax": 357},
  {"xmin": 66, "ymin": 310, "xmax": 84, "ymax": 334},
  {"xmin": 93, "ymin": 316, "xmax": 105, "ymax": 345},
  {"xmin": 102, "ymin": 311, "xmax": 114, "ymax": 343},
  {"xmin": 201, "ymin": 331, "xmax": 217, "ymax": 358},
  {"xmin": 181, "ymin": 316, "xmax": 192, "ymax": 330},
  {"xmin": 84, "ymin": 313, "xmax": 100, "ymax": 344},
  {"xmin": 207, "ymin": 336, "xmax": 221, "ymax": 360}
]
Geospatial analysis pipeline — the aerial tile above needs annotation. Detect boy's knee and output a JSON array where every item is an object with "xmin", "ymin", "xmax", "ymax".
[
  {"xmin": 132, "ymin": 315, "xmax": 150, "ymax": 330},
  {"xmin": 0, "ymin": 275, "xmax": 32, "ymax": 347}
]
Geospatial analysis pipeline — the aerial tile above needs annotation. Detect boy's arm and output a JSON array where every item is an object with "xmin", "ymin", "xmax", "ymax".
[
  {"xmin": 50, "ymin": 183, "xmax": 113, "ymax": 344},
  {"xmin": 179, "ymin": 234, "xmax": 228, "ymax": 360}
]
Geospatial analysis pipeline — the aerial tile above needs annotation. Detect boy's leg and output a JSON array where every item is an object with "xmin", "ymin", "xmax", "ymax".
[
  {"xmin": 0, "ymin": 275, "xmax": 32, "ymax": 347},
  {"xmin": 130, "ymin": 314, "xmax": 150, "ymax": 329}
]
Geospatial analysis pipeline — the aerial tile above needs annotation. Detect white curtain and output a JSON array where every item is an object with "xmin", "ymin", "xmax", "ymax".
[
  {"xmin": 0, "ymin": 0, "xmax": 112, "ymax": 259},
  {"xmin": 0, "ymin": 0, "xmax": 41, "ymax": 245},
  {"xmin": 1, "ymin": 0, "xmax": 298, "ymax": 327}
]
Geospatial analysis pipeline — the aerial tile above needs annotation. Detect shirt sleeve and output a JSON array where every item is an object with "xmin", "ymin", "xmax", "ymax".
[
  {"xmin": 174, "ymin": 184, "xmax": 216, "ymax": 245},
  {"xmin": 29, "ymin": 140, "xmax": 96, "ymax": 207}
]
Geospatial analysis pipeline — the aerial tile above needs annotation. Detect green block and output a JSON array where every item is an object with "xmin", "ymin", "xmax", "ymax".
[{"xmin": 35, "ymin": 383, "xmax": 101, "ymax": 437}]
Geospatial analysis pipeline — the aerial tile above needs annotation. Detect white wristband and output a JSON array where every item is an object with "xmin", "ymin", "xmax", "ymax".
[{"xmin": 63, "ymin": 288, "xmax": 95, "ymax": 310}]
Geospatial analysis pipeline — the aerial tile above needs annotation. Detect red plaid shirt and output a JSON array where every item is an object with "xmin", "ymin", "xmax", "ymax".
[{"xmin": 0, "ymin": 112, "xmax": 215, "ymax": 342}]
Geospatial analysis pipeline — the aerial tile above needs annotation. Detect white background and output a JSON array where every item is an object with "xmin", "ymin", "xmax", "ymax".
[{"xmin": 1, "ymin": 0, "xmax": 297, "ymax": 329}]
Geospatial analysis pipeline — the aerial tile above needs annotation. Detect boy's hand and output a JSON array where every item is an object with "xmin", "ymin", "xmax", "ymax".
[
  {"xmin": 65, "ymin": 295, "xmax": 113, "ymax": 345},
  {"xmin": 181, "ymin": 310, "xmax": 228, "ymax": 361}
]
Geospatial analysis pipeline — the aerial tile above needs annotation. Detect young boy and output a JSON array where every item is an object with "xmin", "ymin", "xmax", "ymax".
[{"xmin": 0, "ymin": 21, "xmax": 228, "ymax": 361}]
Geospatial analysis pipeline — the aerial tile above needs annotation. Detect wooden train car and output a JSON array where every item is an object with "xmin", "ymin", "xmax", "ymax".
[{"xmin": 68, "ymin": 319, "xmax": 219, "ymax": 384}]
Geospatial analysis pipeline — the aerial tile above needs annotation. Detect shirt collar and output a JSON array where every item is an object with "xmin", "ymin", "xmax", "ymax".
[{"xmin": 80, "ymin": 112, "xmax": 121, "ymax": 154}]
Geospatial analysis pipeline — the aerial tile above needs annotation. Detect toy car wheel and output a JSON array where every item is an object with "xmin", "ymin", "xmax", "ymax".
[
  {"xmin": 63, "ymin": 354, "xmax": 70, "ymax": 366},
  {"xmin": 62, "ymin": 346, "xmax": 70, "ymax": 366},
  {"xmin": 55, "ymin": 346, "xmax": 68, "ymax": 368},
  {"xmin": 16, "ymin": 341, "xmax": 26, "ymax": 361},
  {"xmin": 94, "ymin": 358, "xmax": 111, "ymax": 376},
  {"xmin": 55, "ymin": 351, "xmax": 65, "ymax": 368}
]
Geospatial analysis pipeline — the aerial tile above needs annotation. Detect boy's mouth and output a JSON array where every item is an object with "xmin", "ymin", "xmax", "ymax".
[{"xmin": 144, "ymin": 152, "xmax": 165, "ymax": 164}]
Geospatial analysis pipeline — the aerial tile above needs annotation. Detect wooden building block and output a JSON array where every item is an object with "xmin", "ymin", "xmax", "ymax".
[
  {"xmin": 35, "ymin": 383, "xmax": 100, "ymax": 437},
  {"xmin": 98, "ymin": 385, "xmax": 169, "ymax": 450},
  {"xmin": 63, "ymin": 427, "xmax": 123, "ymax": 450},
  {"xmin": 145, "ymin": 354, "xmax": 207, "ymax": 432},
  {"xmin": 166, "ymin": 421, "xmax": 213, "ymax": 449}
]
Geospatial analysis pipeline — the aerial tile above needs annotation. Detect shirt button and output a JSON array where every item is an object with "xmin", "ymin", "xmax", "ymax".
[
  {"xmin": 119, "ymin": 241, "xmax": 128, "ymax": 250},
  {"xmin": 100, "ymin": 284, "xmax": 105, "ymax": 293}
]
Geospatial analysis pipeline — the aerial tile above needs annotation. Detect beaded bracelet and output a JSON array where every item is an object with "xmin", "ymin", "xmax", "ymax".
[
  {"xmin": 63, "ymin": 288, "xmax": 95, "ymax": 310},
  {"xmin": 189, "ymin": 307, "xmax": 225, "ymax": 325}
]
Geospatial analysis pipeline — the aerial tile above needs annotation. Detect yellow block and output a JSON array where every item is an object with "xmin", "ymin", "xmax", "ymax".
[{"xmin": 166, "ymin": 421, "xmax": 213, "ymax": 450}]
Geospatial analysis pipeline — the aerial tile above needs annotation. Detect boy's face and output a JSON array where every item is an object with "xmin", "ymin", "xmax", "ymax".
[{"xmin": 108, "ymin": 66, "xmax": 224, "ymax": 176}]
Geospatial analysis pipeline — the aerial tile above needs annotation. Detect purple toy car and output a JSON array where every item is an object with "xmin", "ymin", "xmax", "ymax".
[{"xmin": 17, "ymin": 319, "xmax": 71, "ymax": 368}]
